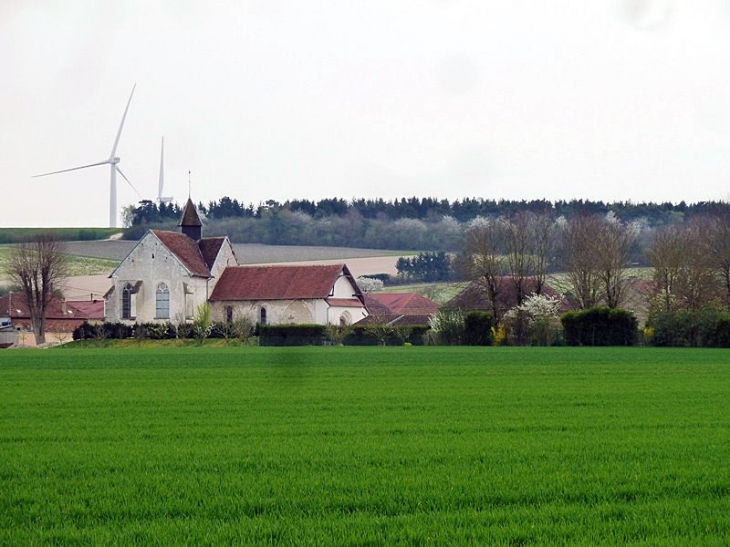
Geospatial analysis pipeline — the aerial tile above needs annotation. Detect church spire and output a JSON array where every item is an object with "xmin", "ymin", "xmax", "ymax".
[{"xmin": 179, "ymin": 197, "xmax": 203, "ymax": 241}]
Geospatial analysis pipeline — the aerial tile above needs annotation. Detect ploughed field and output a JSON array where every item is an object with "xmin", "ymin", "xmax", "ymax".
[{"xmin": 1, "ymin": 347, "xmax": 729, "ymax": 545}]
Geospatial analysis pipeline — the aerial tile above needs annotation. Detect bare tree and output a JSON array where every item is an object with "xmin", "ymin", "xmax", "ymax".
[
  {"xmin": 503, "ymin": 212, "xmax": 555, "ymax": 305},
  {"xmin": 593, "ymin": 212, "xmax": 637, "ymax": 308},
  {"xmin": 503, "ymin": 212, "xmax": 533, "ymax": 306},
  {"xmin": 458, "ymin": 218, "xmax": 508, "ymax": 324},
  {"xmin": 5, "ymin": 234, "xmax": 69, "ymax": 344},
  {"xmin": 560, "ymin": 215, "xmax": 602, "ymax": 309},
  {"xmin": 648, "ymin": 218, "xmax": 719, "ymax": 312},
  {"xmin": 707, "ymin": 211, "xmax": 730, "ymax": 309},
  {"xmin": 676, "ymin": 218, "xmax": 718, "ymax": 311},
  {"xmin": 647, "ymin": 223, "xmax": 686, "ymax": 313}
]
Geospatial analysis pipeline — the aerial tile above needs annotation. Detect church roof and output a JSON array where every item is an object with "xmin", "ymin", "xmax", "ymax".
[
  {"xmin": 198, "ymin": 237, "xmax": 228, "ymax": 269},
  {"xmin": 152, "ymin": 230, "xmax": 211, "ymax": 277},
  {"xmin": 178, "ymin": 197, "xmax": 202, "ymax": 227},
  {"xmin": 210, "ymin": 264, "xmax": 354, "ymax": 301}
]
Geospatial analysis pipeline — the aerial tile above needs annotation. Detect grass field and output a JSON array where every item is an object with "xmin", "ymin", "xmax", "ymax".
[{"xmin": 1, "ymin": 347, "xmax": 729, "ymax": 545}]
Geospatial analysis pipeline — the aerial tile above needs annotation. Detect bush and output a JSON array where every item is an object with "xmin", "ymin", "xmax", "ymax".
[
  {"xmin": 648, "ymin": 308, "xmax": 730, "ymax": 347},
  {"xmin": 429, "ymin": 309, "xmax": 465, "ymax": 345},
  {"xmin": 343, "ymin": 325, "xmax": 429, "ymax": 346},
  {"xmin": 462, "ymin": 311, "xmax": 493, "ymax": 346},
  {"xmin": 561, "ymin": 307, "xmax": 638, "ymax": 346},
  {"xmin": 259, "ymin": 324, "xmax": 327, "ymax": 346}
]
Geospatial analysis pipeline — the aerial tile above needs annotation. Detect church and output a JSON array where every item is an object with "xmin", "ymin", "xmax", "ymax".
[{"xmin": 104, "ymin": 199, "xmax": 368, "ymax": 326}]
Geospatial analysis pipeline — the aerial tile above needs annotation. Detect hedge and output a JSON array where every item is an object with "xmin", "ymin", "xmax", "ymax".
[{"xmin": 561, "ymin": 307, "xmax": 638, "ymax": 346}]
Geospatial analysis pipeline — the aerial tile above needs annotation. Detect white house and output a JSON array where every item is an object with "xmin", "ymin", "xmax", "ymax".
[
  {"xmin": 104, "ymin": 199, "xmax": 368, "ymax": 325},
  {"xmin": 208, "ymin": 263, "xmax": 367, "ymax": 325}
]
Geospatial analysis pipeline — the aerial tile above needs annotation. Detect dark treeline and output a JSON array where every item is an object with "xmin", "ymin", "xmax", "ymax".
[{"xmin": 123, "ymin": 196, "xmax": 730, "ymax": 251}]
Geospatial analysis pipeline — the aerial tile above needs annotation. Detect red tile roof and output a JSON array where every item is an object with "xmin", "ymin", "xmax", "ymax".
[
  {"xmin": 0, "ymin": 292, "xmax": 101, "ymax": 321},
  {"xmin": 198, "ymin": 237, "xmax": 227, "ymax": 269},
  {"xmin": 210, "ymin": 264, "xmax": 352, "ymax": 301},
  {"xmin": 152, "ymin": 230, "xmax": 211, "ymax": 278},
  {"xmin": 365, "ymin": 293, "xmax": 439, "ymax": 316}
]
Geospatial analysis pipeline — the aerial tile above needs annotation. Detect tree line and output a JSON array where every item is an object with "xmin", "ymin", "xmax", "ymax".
[{"xmin": 122, "ymin": 196, "xmax": 730, "ymax": 252}]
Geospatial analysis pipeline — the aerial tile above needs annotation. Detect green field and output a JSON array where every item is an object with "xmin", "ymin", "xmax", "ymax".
[{"xmin": 1, "ymin": 347, "xmax": 729, "ymax": 545}]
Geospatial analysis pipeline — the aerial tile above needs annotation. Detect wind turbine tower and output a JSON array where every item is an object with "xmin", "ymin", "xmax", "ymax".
[
  {"xmin": 157, "ymin": 136, "xmax": 173, "ymax": 204},
  {"xmin": 33, "ymin": 84, "xmax": 140, "ymax": 228}
]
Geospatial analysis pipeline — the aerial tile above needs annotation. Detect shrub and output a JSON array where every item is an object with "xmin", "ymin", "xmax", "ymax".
[
  {"xmin": 429, "ymin": 308, "xmax": 465, "ymax": 345},
  {"xmin": 259, "ymin": 324, "xmax": 326, "ymax": 346},
  {"xmin": 462, "ymin": 311, "xmax": 493, "ymax": 346},
  {"xmin": 561, "ymin": 307, "xmax": 638, "ymax": 346},
  {"xmin": 648, "ymin": 308, "xmax": 730, "ymax": 347}
]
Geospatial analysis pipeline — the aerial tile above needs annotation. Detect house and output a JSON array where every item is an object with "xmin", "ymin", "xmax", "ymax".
[
  {"xmin": 361, "ymin": 292, "xmax": 439, "ymax": 326},
  {"xmin": 209, "ymin": 264, "xmax": 368, "ymax": 325},
  {"xmin": 0, "ymin": 291, "xmax": 104, "ymax": 346},
  {"xmin": 104, "ymin": 198, "xmax": 238, "ymax": 323},
  {"xmin": 104, "ymin": 199, "xmax": 368, "ymax": 326},
  {"xmin": 446, "ymin": 277, "xmax": 566, "ymax": 317}
]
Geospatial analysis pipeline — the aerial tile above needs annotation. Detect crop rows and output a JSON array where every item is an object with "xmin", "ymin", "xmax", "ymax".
[{"xmin": 1, "ymin": 347, "xmax": 729, "ymax": 545}]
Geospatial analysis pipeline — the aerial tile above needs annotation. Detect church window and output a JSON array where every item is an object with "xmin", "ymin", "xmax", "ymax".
[
  {"xmin": 122, "ymin": 283, "xmax": 135, "ymax": 319},
  {"xmin": 156, "ymin": 283, "xmax": 170, "ymax": 319},
  {"xmin": 260, "ymin": 307, "xmax": 267, "ymax": 325},
  {"xmin": 225, "ymin": 306, "xmax": 233, "ymax": 323}
]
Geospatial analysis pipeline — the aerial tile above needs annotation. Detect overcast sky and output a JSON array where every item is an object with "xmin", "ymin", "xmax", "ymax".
[{"xmin": 2, "ymin": 0, "xmax": 730, "ymax": 227}]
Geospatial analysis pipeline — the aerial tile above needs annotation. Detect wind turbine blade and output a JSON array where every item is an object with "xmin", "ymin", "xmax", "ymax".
[
  {"xmin": 116, "ymin": 166, "xmax": 141, "ymax": 197},
  {"xmin": 33, "ymin": 160, "xmax": 110, "ymax": 178},
  {"xmin": 158, "ymin": 136, "xmax": 165, "ymax": 201},
  {"xmin": 110, "ymin": 83, "xmax": 136, "ymax": 158}
]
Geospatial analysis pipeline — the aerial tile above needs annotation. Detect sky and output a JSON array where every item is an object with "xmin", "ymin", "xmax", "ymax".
[{"xmin": 2, "ymin": 0, "xmax": 730, "ymax": 228}]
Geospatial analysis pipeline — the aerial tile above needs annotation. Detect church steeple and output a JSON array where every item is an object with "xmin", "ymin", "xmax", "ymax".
[{"xmin": 179, "ymin": 197, "xmax": 203, "ymax": 241}]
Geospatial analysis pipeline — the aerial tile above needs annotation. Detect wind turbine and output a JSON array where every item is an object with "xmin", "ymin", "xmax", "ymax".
[
  {"xmin": 157, "ymin": 136, "xmax": 173, "ymax": 204},
  {"xmin": 34, "ymin": 84, "xmax": 140, "ymax": 228}
]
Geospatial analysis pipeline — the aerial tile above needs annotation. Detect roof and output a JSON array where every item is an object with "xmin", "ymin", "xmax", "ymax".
[
  {"xmin": 178, "ymin": 198, "xmax": 202, "ymax": 227},
  {"xmin": 151, "ymin": 230, "xmax": 211, "ymax": 278},
  {"xmin": 0, "ymin": 292, "xmax": 99, "ymax": 320},
  {"xmin": 446, "ymin": 277, "xmax": 564, "ymax": 312},
  {"xmin": 210, "ymin": 264, "xmax": 355, "ymax": 301},
  {"xmin": 198, "ymin": 237, "xmax": 227, "ymax": 269},
  {"xmin": 364, "ymin": 293, "xmax": 439, "ymax": 316}
]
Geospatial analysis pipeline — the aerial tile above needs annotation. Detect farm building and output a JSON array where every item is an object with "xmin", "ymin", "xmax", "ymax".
[
  {"xmin": 0, "ymin": 291, "xmax": 104, "ymax": 347},
  {"xmin": 361, "ymin": 292, "xmax": 439, "ymax": 326},
  {"xmin": 104, "ymin": 198, "xmax": 368, "ymax": 326}
]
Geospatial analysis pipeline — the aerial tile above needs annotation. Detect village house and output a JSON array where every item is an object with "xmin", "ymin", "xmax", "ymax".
[
  {"xmin": 0, "ymin": 291, "xmax": 104, "ymax": 347},
  {"xmin": 104, "ymin": 199, "xmax": 368, "ymax": 325}
]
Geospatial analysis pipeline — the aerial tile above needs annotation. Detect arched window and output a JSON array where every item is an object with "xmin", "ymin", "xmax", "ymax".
[
  {"xmin": 225, "ymin": 306, "xmax": 233, "ymax": 323},
  {"xmin": 122, "ymin": 283, "xmax": 134, "ymax": 319},
  {"xmin": 260, "ymin": 307, "xmax": 267, "ymax": 325},
  {"xmin": 156, "ymin": 283, "xmax": 170, "ymax": 319}
]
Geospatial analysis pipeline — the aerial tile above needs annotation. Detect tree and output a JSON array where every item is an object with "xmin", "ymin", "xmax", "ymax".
[
  {"xmin": 647, "ymin": 223, "xmax": 686, "ymax": 313},
  {"xmin": 559, "ymin": 215, "xmax": 602, "ymax": 309},
  {"xmin": 457, "ymin": 218, "xmax": 508, "ymax": 324},
  {"xmin": 5, "ymin": 234, "xmax": 69, "ymax": 344},
  {"xmin": 593, "ymin": 212, "xmax": 638, "ymax": 309}
]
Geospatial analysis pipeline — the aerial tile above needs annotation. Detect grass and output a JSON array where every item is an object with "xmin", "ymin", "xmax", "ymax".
[
  {"xmin": 0, "ymin": 247, "xmax": 119, "ymax": 281},
  {"xmin": 0, "ymin": 227, "xmax": 120, "ymax": 244},
  {"xmin": 1, "ymin": 347, "xmax": 729, "ymax": 545}
]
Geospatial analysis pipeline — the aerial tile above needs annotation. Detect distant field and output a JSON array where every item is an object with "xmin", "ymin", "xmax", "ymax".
[
  {"xmin": 1, "ymin": 347, "xmax": 729, "ymax": 545},
  {"xmin": 0, "ymin": 247, "xmax": 118, "ymax": 280},
  {"xmin": 61, "ymin": 239, "xmax": 410, "ymax": 264},
  {"xmin": 0, "ymin": 227, "xmax": 120, "ymax": 244}
]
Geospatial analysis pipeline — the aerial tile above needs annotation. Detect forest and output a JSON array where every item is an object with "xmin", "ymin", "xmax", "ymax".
[{"xmin": 123, "ymin": 196, "xmax": 730, "ymax": 254}]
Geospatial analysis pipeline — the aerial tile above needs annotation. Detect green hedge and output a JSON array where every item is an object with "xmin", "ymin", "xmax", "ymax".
[
  {"xmin": 258, "ymin": 324, "xmax": 327, "ymax": 346},
  {"xmin": 561, "ymin": 307, "xmax": 638, "ymax": 346},
  {"xmin": 463, "ymin": 311, "xmax": 493, "ymax": 346},
  {"xmin": 648, "ymin": 308, "xmax": 730, "ymax": 347},
  {"xmin": 344, "ymin": 325, "xmax": 430, "ymax": 346}
]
